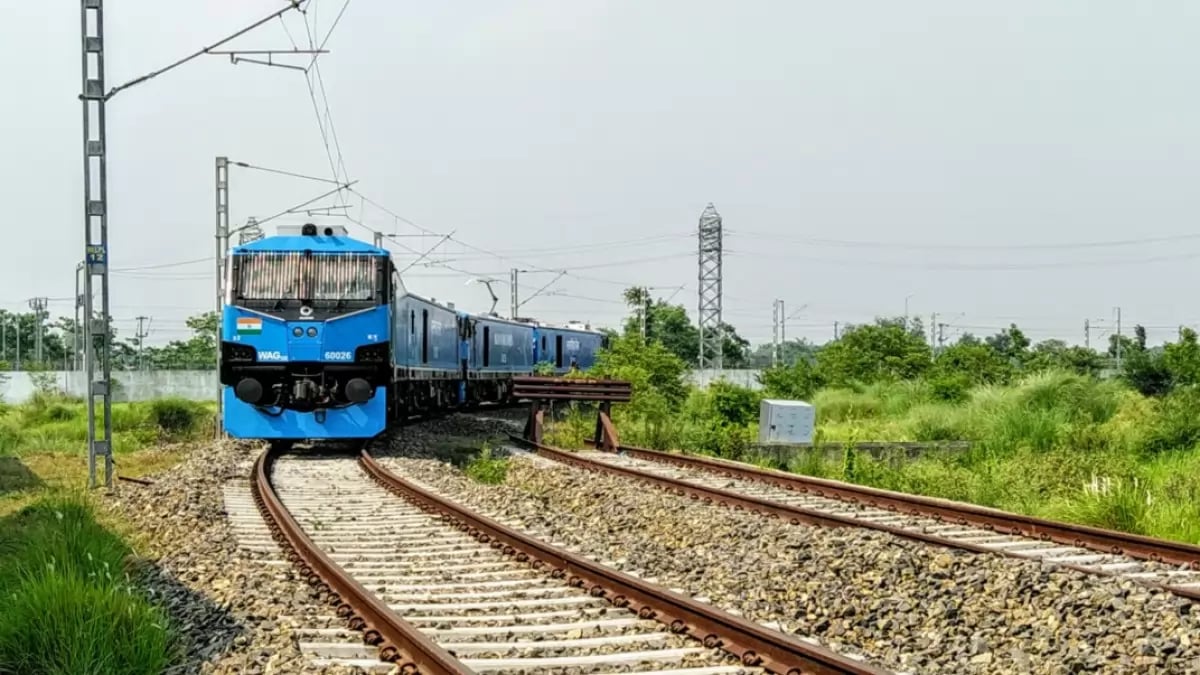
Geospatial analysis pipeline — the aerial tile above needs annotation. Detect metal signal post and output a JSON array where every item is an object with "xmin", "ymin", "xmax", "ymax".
[{"xmin": 80, "ymin": 0, "xmax": 114, "ymax": 488}]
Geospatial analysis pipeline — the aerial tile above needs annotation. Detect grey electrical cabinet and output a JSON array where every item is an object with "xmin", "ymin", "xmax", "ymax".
[{"xmin": 758, "ymin": 399, "xmax": 815, "ymax": 444}]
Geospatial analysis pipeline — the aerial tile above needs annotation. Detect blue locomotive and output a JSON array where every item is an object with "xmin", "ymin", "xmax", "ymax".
[{"xmin": 219, "ymin": 223, "xmax": 605, "ymax": 441}]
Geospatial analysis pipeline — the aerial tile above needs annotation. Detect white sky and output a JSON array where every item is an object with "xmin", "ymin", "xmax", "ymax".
[{"xmin": 5, "ymin": 1, "xmax": 1200, "ymax": 348}]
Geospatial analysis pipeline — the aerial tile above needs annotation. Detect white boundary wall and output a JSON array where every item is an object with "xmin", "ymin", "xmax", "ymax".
[{"xmin": 0, "ymin": 368, "xmax": 764, "ymax": 404}]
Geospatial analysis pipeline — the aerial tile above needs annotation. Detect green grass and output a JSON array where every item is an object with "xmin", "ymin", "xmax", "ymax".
[
  {"xmin": 546, "ymin": 369, "xmax": 1200, "ymax": 545},
  {"xmin": 774, "ymin": 373, "xmax": 1200, "ymax": 544},
  {"xmin": 0, "ymin": 393, "xmax": 213, "ymax": 459},
  {"xmin": 0, "ymin": 397, "xmax": 205, "ymax": 673},
  {"xmin": 464, "ymin": 445, "xmax": 509, "ymax": 485},
  {"xmin": 0, "ymin": 494, "xmax": 174, "ymax": 674}
]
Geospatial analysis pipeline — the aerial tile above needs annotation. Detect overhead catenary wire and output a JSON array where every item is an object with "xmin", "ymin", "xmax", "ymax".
[{"xmin": 727, "ymin": 228, "xmax": 1200, "ymax": 252}]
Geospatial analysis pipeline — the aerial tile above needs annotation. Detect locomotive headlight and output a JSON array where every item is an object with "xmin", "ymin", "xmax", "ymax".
[
  {"xmin": 292, "ymin": 327, "xmax": 302, "ymax": 337},
  {"xmin": 307, "ymin": 327, "xmax": 317, "ymax": 337}
]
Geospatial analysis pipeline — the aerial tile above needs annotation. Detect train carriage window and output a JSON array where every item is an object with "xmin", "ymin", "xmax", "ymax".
[
  {"xmin": 541, "ymin": 336, "xmax": 547, "ymax": 351},
  {"xmin": 421, "ymin": 310, "xmax": 429, "ymax": 364},
  {"xmin": 410, "ymin": 310, "xmax": 415, "ymax": 335},
  {"xmin": 483, "ymin": 327, "xmax": 491, "ymax": 367},
  {"xmin": 555, "ymin": 335, "xmax": 563, "ymax": 368}
]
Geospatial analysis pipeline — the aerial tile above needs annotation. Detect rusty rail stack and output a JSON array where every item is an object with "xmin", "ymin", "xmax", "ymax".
[{"xmin": 512, "ymin": 375, "xmax": 631, "ymax": 450}]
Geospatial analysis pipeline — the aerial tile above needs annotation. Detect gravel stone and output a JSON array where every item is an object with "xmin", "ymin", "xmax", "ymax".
[
  {"xmin": 371, "ymin": 415, "xmax": 1200, "ymax": 675},
  {"xmin": 100, "ymin": 439, "xmax": 372, "ymax": 674}
]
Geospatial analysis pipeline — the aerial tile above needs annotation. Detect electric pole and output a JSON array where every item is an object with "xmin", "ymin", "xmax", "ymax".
[
  {"xmin": 1084, "ymin": 319, "xmax": 1090, "ymax": 349},
  {"xmin": 1115, "ymin": 306, "xmax": 1123, "ymax": 370},
  {"xmin": 85, "ymin": 2, "xmax": 314, "ymax": 484},
  {"xmin": 930, "ymin": 313, "xmax": 937, "ymax": 350},
  {"xmin": 834, "ymin": 321, "xmax": 840, "ymax": 340},
  {"xmin": 27, "ymin": 298, "xmax": 48, "ymax": 365},
  {"xmin": 642, "ymin": 296, "xmax": 650, "ymax": 341},
  {"xmin": 937, "ymin": 322, "xmax": 947, "ymax": 351},
  {"xmin": 772, "ymin": 299, "xmax": 783, "ymax": 367},
  {"xmin": 135, "ymin": 316, "xmax": 151, "ymax": 370},
  {"xmin": 510, "ymin": 268, "xmax": 519, "ymax": 319}
]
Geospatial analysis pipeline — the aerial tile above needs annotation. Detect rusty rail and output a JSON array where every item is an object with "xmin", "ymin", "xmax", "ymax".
[
  {"xmin": 359, "ymin": 449, "xmax": 886, "ymax": 675},
  {"xmin": 518, "ymin": 436, "xmax": 1200, "ymax": 602},
  {"xmin": 251, "ymin": 446, "xmax": 469, "ymax": 674},
  {"xmin": 609, "ymin": 442, "xmax": 1200, "ymax": 573}
]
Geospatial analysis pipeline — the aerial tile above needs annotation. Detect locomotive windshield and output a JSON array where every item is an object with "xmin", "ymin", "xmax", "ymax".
[{"xmin": 233, "ymin": 252, "xmax": 381, "ymax": 302}]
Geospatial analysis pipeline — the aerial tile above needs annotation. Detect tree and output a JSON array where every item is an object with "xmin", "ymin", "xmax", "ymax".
[
  {"xmin": 985, "ymin": 324, "xmax": 1031, "ymax": 363},
  {"xmin": 816, "ymin": 317, "xmax": 932, "ymax": 386},
  {"xmin": 144, "ymin": 311, "xmax": 218, "ymax": 370},
  {"xmin": 717, "ymin": 322, "xmax": 750, "ymax": 368},
  {"xmin": 931, "ymin": 341, "xmax": 1013, "ymax": 386},
  {"xmin": 758, "ymin": 358, "xmax": 825, "ymax": 400},
  {"xmin": 747, "ymin": 338, "xmax": 819, "ymax": 369},
  {"xmin": 1024, "ymin": 339, "xmax": 1104, "ymax": 377},
  {"xmin": 1163, "ymin": 327, "xmax": 1200, "ymax": 388}
]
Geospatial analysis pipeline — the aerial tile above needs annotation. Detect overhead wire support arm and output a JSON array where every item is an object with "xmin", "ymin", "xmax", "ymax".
[
  {"xmin": 518, "ymin": 271, "xmax": 568, "ymax": 309},
  {"xmin": 99, "ymin": 1, "xmax": 310, "ymax": 102},
  {"xmin": 397, "ymin": 232, "xmax": 457, "ymax": 275},
  {"xmin": 228, "ymin": 160, "xmax": 347, "ymax": 184}
]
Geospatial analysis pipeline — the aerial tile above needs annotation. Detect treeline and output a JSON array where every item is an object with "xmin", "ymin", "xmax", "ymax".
[
  {"xmin": 0, "ymin": 310, "xmax": 217, "ymax": 371},
  {"xmin": 761, "ymin": 317, "xmax": 1199, "ymax": 401}
]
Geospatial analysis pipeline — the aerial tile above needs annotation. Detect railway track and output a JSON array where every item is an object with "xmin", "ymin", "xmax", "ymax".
[
  {"xmin": 516, "ymin": 438, "xmax": 1200, "ymax": 601},
  {"xmin": 247, "ymin": 441, "xmax": 889, "ymax": 674}
]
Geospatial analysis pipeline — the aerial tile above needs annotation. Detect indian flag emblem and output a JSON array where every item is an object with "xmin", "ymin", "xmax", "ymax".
[{"xmin": 236, "ymin": 317, "xmax": 263, "ymax": 335}]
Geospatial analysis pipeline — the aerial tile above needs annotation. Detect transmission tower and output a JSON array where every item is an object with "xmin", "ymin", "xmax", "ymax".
[{"xmin": 697, "ymin": 203, "xmax": 724, "ymax": 369}]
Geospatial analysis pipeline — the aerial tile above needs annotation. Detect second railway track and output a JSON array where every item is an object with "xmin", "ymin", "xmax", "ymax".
[
  {"xmin": 251, "ymin": 441, "xmax": 886, "ymax": 674},
  {"xmin": 524, "ymin": 439, "xmax": 1200, "ymax": 601}
]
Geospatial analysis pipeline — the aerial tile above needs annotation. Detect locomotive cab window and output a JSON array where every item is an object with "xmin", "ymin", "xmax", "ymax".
[
  {"xmin": 230, "ymin": 251, "xmax": 386, "ymax": 315},
  {"xmin": 483, "ymin": 326, "xmax": 491, "ymax": 367}
]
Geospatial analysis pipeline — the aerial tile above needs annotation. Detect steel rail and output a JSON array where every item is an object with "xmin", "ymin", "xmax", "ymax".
[
  {"xmin": 608, "ymin": 442, "xmax": 1200, "ymax": 572},
  {"xmin": 552, "ymin": 439, "xmax": 1200, "ymax": 600},
  {"xmin": 359, "ymin": 449, "xmax": 887, "ymax": 675},
  {"xmin": 517, "ymin": 436, "xmax": 1200, "ymax": 602},
  {"xmin": 251, "ymin": 445, "xmax": 470, "ymax": 674}
]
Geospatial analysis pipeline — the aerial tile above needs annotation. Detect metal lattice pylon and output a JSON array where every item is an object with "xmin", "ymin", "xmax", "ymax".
[{"xmin": 697, "ymin": 203, "xmax": 723, "ymax": 369}]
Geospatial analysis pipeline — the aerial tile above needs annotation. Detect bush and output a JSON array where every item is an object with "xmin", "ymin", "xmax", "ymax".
[
  {"xmin": 928, "ymin": 373, "xmax": 971, "ymax": 403},
  {"xmin": 1142, "ymin": 386, "xmax": 1200, "ymax": 453},
  {"xmin": 146, "ymin": 398, "xmax": 204, "ymax": 438},
  {"xmin": 464, "ymin": 446, "xmax": 509, "ymax": 484}
]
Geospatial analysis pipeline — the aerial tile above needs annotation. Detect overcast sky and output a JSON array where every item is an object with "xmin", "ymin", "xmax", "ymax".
[{"xmin": 5, "ymin": 1, "xmax": 1200, "ymax": 349}]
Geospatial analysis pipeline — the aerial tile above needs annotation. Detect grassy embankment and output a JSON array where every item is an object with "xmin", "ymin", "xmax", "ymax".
[
  {"xmin": 546, "ymin": 371, "xmax": 1200, "ymax": 545},
  {"xmin": 0, "ymin": 391, "xmax": 213, "ymax": 674}
]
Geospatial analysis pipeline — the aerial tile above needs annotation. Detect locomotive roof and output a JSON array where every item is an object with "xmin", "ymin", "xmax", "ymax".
[{"xmin": 233, "ymin": 233, "xmax": 388, "ymax": 256}]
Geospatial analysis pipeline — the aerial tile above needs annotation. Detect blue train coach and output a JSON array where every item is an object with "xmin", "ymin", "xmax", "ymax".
[
  {"xmin": 219, "ymin": 223, "xmax": 393, "ymax": 441},
  {"xmin": 531, "ymin": 322, "xmax": 604, "ymax": 374}
]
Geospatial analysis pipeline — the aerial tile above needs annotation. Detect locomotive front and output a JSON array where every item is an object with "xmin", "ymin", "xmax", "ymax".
[{"xmin": 219, "ymin": 223, "xmax": 392, "ymax": 440}]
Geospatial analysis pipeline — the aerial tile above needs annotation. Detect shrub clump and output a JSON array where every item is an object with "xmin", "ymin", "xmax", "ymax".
[{"xmin": 464, "ymin": 446, "xmax": 509, "ymax": 485}]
